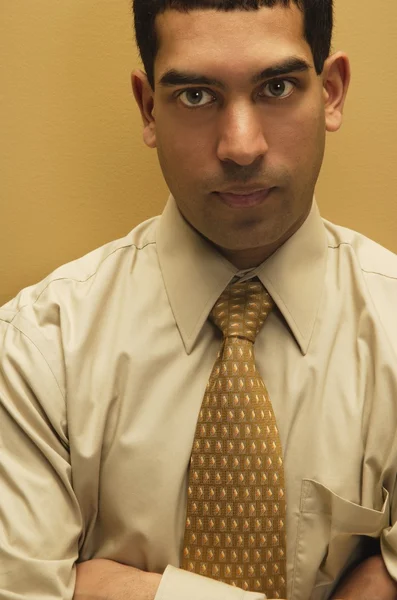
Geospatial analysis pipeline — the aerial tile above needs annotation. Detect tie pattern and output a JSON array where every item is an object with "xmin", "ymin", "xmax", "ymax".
[{"xmin": 181, "ymin": 280, "xmax": 287, "ymax": 598}]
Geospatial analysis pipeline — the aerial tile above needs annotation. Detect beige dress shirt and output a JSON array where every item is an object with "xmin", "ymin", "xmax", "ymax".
[{"xmin": 1, "ymin": 194, "xmax": 397, "ymax": 600}]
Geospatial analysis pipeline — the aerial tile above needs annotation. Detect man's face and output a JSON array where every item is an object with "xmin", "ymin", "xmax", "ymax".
[{"xmin": 135, "ymin": 5, "xmax": 340, "ymax": 265}]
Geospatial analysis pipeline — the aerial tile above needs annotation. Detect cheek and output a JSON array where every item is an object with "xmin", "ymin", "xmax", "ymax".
[
  {"xmin": 157, "ymin": 122, "xmax": 209, "ymax": 169},
  {"xmin": 268, "ymin": 103, "xmax": 325, "ymax": 167},
  {"xmin": 156, "ymin": 103, "xmax": 210, "ymax": 155}
]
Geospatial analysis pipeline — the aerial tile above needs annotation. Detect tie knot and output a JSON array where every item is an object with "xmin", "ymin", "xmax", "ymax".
[{"xmin": 210, "ymin": 279, "xmax": 274, "ymax": 342}]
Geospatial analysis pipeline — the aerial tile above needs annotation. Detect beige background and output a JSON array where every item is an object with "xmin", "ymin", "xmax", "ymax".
[{"xmin": 1, "ymin": 0, "xmax": 396, "ymax": 306}]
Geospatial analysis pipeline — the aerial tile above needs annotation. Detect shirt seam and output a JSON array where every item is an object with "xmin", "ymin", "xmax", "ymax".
[
  {"xmin": 328, "ymin": 243, "xmax": 397, "ymax": 281},
  {"xmin": 6, "ymin": 241, "xmax": 156, "ymax": 322},
  {"xmin": 291, "ymin": 480, "xmax": 309, "ymax": 599},
  {"xmin": 361, "ymin": 269, "xmax": 397, "ymax": 281}
]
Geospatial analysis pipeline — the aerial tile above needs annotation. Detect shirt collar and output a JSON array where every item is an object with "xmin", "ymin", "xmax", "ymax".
[{"xmin": 156, "ymin": 194, "xmax": 327, "ymax": 355}]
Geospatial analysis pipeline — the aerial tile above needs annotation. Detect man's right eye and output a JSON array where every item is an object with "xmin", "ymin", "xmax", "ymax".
[{"xmin": 177, "ymin": 88, "xmax": 216, "ymax": 109}]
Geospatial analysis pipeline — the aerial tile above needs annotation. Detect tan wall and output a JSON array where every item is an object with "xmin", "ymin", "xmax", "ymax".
[{"xmin": 1, "ymin": 0, "xmax": 396, "ymax": 306}]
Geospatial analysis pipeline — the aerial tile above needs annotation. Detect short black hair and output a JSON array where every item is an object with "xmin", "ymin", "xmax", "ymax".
[{"xmin": 133, "ymin": 0, "xmax": 334, "ymax": 90}]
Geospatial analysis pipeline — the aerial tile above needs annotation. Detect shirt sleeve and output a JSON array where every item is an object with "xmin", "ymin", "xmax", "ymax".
[
  {"xmin": 155, "ymin": 566, "xmax": 268, "ymax": 600},
  {"xmin": 0, "ymin": 318, "xmax": 82, "ymax": 599}
]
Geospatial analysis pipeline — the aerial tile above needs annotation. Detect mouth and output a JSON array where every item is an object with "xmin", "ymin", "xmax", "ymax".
[{"xmin": 214, "ymin": 188, "xmax": 274, "ymax": 208}]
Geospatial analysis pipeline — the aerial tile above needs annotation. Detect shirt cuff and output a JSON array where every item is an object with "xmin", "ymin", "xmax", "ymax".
[{"xmin": 154, "ymin": 565, "xmax": 267, "ymax": 600}]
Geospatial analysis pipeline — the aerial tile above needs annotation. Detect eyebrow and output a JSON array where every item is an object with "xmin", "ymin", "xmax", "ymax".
[{"xmin": 159, "ymin": 57, "xmax": 312, "ymax": 90}]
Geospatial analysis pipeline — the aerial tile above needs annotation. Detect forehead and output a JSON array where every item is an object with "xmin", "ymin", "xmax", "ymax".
[{"xmin": 155, "ymin": 5, "xmax": 312, "ymax": 75}]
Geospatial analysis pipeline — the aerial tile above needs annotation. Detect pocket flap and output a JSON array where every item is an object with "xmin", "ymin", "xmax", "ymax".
[
  {"xmin": 300, "ymin": 479, "xmax": 389, "ymax": 535},
  {"xmin": 292, "ymin": 480, "xmax": 390, "ymax": 599}
]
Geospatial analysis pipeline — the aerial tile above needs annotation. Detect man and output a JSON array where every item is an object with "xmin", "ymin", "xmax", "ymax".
[{"xmin": 1, "ymin": 0, "xmax": 397, "ymax": 599}]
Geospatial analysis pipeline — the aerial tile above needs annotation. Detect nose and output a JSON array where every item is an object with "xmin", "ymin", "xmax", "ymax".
[{"xmin": 216, "ymin": 103, "xmax": 269, "ymax": 166}]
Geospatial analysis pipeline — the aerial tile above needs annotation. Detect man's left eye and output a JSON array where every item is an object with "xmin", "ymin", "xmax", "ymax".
[{"xmin": 262, "ymin": 80, "xmax": 295, "ymax": 98}]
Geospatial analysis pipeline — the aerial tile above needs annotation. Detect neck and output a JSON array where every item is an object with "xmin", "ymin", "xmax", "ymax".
[
  {"xmin": 214, "ymin": 209, "xmax": 312, "ymax": 269},
  {"xmin": 215, "ymin": 244, "xmax": 279, "ymax": 269}
]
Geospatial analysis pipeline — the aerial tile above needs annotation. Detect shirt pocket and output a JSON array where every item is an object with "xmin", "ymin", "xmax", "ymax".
[{"xmin": 291, "ymin": 479, "xmax": 390, "ymax": 600}]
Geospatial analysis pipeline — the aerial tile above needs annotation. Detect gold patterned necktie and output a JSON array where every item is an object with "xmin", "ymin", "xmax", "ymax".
[{"xmin": 181, "ymin": 279, "xmax": 287, "ymax": 599}]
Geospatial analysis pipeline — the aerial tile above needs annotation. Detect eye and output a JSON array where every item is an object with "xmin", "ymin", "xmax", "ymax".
[
  {"xmin": 261, "ymin": 79, "xmax": 295, "ymax": 99},
  {"xmin": 177, "ymin": 88, "xmax": 215, "ymax": 108}
]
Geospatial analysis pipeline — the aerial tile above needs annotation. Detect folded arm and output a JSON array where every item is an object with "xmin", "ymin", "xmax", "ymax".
[
  {"xmin": 331, "ymin": 555, "xmax": 397, "ymax": 600},
  {"xmin": 74, "ymin": 560, "xmax": 161, "ymax": 600},
  {"xmin": 74, "ymin": 560, "xmax": 272, "ymax": 600}
]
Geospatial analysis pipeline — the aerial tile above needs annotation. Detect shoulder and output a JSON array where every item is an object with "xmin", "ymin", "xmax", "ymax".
[
  {"xmin": 324, "ymin": 218, "xmax": 397, "ymax": 279},
  {"xmin": 323, "ymin": 217, "xmax": 397, "ymax": 341},
  {"xmin": 0, "ymin": 214, "xmax": 161, "ymax": 395},
  {"xmin": 0, "ymin": 214, "xmax": 160, "ymax": 322}
]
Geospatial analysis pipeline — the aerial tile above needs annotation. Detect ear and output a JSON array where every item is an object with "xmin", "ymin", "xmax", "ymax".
[
  {"xmin": 322, "ymin": 51, "xmax": 351, "ymax": 133},
  {"xmin": 131, "ymin": 69, "xmax": 157, "ymax": 148}
]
